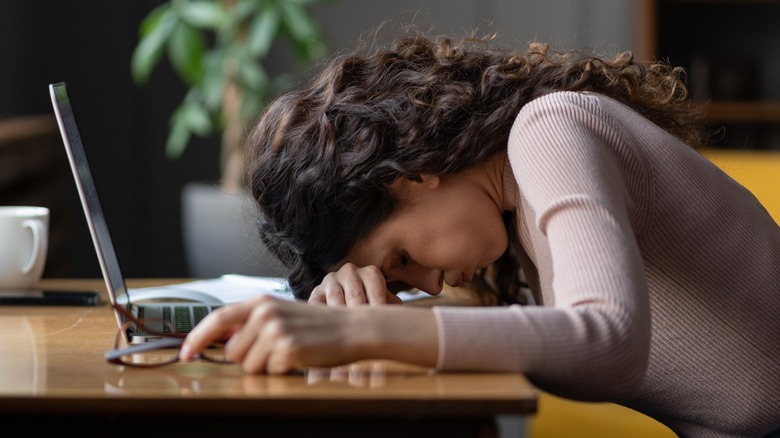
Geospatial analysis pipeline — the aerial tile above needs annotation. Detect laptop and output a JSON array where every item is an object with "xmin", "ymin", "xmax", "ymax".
[{"xmin": 49, "ymin": 81, "xmax": 229, "ymax": 343}]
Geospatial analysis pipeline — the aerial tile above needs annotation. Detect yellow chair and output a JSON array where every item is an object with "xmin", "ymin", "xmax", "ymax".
[
  {"xmin": 526, "ymin": 149, "xmax": 780, "ymax": 438},
  {"xmin": 527, "ymin": 392, "xmax": 676, "ymax": 437},
  {"xmin": 702, "ymin": 148, "xmax": 780, "ymax": 223}
]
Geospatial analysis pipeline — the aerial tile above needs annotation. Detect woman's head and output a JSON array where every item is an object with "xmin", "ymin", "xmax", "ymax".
[{"xmin": 245, "ymin": 30, "xmax": 705, "ymax": 300}]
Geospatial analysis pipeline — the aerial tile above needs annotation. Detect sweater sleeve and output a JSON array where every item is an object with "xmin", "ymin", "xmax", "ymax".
[{"xmin": 432, "ymin": 92, "xmax": 651, "ymax": 401}]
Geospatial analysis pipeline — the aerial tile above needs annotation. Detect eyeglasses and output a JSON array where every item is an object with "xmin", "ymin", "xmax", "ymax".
[{"xmin": 105, "ymin": 303, "xmax": 233, "ymax": 368}]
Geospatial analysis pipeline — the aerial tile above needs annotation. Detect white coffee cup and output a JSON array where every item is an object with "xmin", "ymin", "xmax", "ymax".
[{"xmin": 0, "ymin": 206, "xmax": 49, "ymax": 289}]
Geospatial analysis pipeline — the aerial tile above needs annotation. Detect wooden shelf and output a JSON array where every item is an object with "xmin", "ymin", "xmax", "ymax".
[
  {"xmin": 636, "ymin": 0, "xmax": 780, "ymax": 150},
  {"xmin": 696, "ymin": 101, "xmax": 780, "ymax": 123}
]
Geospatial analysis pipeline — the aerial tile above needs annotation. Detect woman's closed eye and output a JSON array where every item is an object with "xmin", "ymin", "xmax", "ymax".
[
  {"xmin": 399, "ymin": 251, "xmax": 409, "ymax": 267},
  {"xmin": 379, "ymin": 250, "xmax": 412, "ymax": 286},
  {"xmin": 387, "ymin": 280, "xmax": 413, "ymax": 293}
]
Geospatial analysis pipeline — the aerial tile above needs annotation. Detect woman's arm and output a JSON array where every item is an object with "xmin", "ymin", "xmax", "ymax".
[{"xmin": 180, "ymin": 295, "xmax": 438, "ymax": 374}]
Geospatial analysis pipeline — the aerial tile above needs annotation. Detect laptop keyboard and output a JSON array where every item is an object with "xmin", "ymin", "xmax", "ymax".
[{"xmin": 137, "ymin": 305, "xmax": 220, "ymax": 334}]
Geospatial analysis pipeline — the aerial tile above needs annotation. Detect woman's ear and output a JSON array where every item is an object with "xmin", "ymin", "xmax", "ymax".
[
  {"xmin": 414, "ymin": 174, "xmax": 440, "ymax": 189},
  {"xmin": 390, "ymin": 174, "xmax": 440, "ymax": 198}
]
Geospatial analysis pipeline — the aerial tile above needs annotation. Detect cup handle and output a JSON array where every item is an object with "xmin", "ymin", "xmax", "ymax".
[{"xmin": 22, "ymin": 219, "xmax": 45, "ymax": 274}]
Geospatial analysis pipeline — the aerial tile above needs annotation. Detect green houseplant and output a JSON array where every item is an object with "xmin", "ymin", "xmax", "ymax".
[
  {"xmin": 131, "ymin": 0, "xmax": 329, "ymax": 277},
  {"xmin": 132, "ymin": 0, "xmax": 328, "ymax": 192}
]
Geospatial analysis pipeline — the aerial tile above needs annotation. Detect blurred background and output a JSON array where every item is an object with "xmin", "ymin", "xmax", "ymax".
[
  {"xmin": 1, "ymin": 0, "xmax": 778, "ymax": 282},
  {"xmin": 3, "ymin": 1, "xmax": 777, "ymax": 436},
  {"xmin": 0, "ymin": 0, "xmax": 636, "ymax": 280}
]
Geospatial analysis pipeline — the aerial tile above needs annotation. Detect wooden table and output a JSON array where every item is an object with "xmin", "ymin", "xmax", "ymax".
[{"xmin": 0, "ymin": 279, "xmax": 536, "ymax": 437}]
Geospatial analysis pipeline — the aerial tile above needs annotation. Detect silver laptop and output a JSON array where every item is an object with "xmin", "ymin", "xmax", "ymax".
[{"xmin": 49, "ymin": 82, "xmax": 222, "ymax": 343}]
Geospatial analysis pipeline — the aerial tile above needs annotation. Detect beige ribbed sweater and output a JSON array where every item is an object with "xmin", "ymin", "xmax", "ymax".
[{"xmin": 432, "ymin": 91, "xmax": 780, "ymax": 437}]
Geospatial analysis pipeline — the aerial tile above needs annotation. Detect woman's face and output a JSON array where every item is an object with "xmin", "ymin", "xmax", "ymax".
[{"xmin": 342, "ymin": 165, "xmax": 508, "ymax": 294}]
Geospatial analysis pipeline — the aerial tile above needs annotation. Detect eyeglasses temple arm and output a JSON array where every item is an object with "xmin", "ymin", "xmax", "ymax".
[{"xmin": 104, "ymin": 337, "xmax": 185, "ymax": 362}]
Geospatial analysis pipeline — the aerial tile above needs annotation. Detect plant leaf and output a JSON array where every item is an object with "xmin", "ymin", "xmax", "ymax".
[
  {"xmin": 237, "ymin": 56, "xmax": 269, "ymax": 93},
  {"xmin": 186, "ymin": 97, "xmax": 214, "ymax": 136},
  {"xmin": 139, "ymin": 3, "xmax": 170, "ymax": 37},
  {"xmin": 278, "ymin": 2, "xmax": 318, "ymax": 42},
  {"xmin": 232, "ymin": 0, "xmax": 260, "ymax": 23},
  {"xmin": 166, "ymin": 104, "xmax": 193, "ymax": 159},
  {"xmin": 168, "ymin": 21, "xmax": 206, "ymax": 85},
  {"xmin": 247, "ymin": 5, "xmax": 280, "ymax": 57},
  {"xmin": 131, "ymin": 8, "xmax": 177, "ymax": 85},
  {"xmin": 166, "ymin": 94, "xmax": 215, "ymax": 159},
  {"xmin": 179, "ymin": 0, "xmax": 229, "ymax": 29}
]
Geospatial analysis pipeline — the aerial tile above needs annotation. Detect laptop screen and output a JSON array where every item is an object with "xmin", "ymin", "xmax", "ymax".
[{"xmin": 49, "ymin": 82, "xmax": 130, "ymax": 306}]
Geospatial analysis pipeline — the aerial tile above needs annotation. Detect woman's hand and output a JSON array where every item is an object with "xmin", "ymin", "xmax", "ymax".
[
  {"xmin": 180, "ymin": 294, "xmax": 438, "ymax": 374},
  {"xmin": 309, "ymin": 263, "xmax": 403, "ymax": 306}
]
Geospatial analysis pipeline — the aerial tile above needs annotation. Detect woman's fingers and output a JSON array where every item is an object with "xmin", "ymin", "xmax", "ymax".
[
  {"xmin": 265, "ymin": 331, "xmax": 301, "ymax": 374},
  {"xmin": 308, "ymin": 287, "xmax": 327, "ymax": 305},
  {"xmin": 384, "ymin": 290, "xmax": 404, "ymax": 305},
  {"xmin": 234, "ymin": 316, "xmax": 280, "ymax": 374},
  {"xmin": 361, "ymin": 265, "xmax": 392, "ymax": 305},
  {"xmin": 310, "ymin": 272, "xmax": 347, "ymax": 306},
  {"xmin": 180, "ymin": 295, "xmax": 274, "ymax": 361},
  {"xmin": 329, "ymin": 264, "xmax": 368, "ymax": 306},
  {"xmin": 184, "ymin": 295, "xmax": 347, "ymax": 373},
  {"xmin": 308, "ymin": 263, "xmax": 395, "ymax": 307},
  {"xmin": 231, "ymin": 300, "xmax": 310, "ymax": 374}
]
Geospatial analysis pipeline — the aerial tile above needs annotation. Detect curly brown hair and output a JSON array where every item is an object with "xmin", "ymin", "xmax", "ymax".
[{"xmin": 244, "ymin": 31, "xmax": 707, "ymax": 303}]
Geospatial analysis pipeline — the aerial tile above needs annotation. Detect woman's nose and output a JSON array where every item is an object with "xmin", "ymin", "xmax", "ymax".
[{"xmin": 399, "ymin": 264, "xmax": 442, "ymax": 295}]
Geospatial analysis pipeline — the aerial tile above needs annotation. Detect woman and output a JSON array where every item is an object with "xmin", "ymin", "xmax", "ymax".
[{"xmin": 181, "ymin": 32, "xmax": 780, "ymax": 437}]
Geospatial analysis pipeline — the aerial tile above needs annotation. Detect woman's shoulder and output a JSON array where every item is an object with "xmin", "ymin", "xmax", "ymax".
[
  {"xmin": 514, "ymin": 90, "xmax": 647, "ymax": 135},
  {"xmin": 513, "ymin": 90, "xmax": 613, "ymax": 132},
  {"xmin": 519, "ymin": 90, "xmax": 615, "ymax": 116}
]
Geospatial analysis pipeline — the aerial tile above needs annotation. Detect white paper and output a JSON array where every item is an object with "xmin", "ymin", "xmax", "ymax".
[
  {"xmin": 124, "ymin": 275, "xmax": 292, "ymax": 305},
  {"xmin": 125, "ymin": 274, "xmax": 434, "ymax": 305}
]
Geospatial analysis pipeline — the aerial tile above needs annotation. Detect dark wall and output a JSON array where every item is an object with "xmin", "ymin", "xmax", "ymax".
[{"xmin": 0, "ymin": 1, "xmax": 221, "ymax": 278}]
